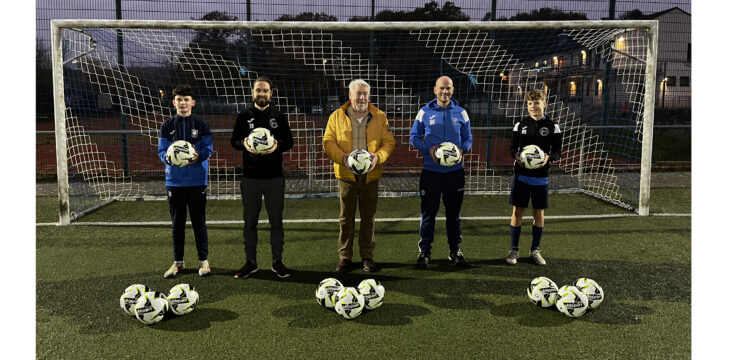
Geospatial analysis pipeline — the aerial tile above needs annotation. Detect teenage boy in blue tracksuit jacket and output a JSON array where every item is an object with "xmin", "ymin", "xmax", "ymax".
[
  {"xmin": 157, "ymin": 85, "xmax": 214, "ymax": 278},
  {"xmin": 409, "ymin": 76, "xmax": 473, "ymax": 269}
]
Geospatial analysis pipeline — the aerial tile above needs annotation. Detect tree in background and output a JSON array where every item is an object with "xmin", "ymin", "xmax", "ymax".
[
  {"xmin": 190, "ymin": 11, "xmax": 247, "ymax": 53},
  {"xmin": 620, "ymin": 9, "xmax": 645, "ymax": 20},
  {"xmin": 277, "ymin": 12, "xmax": 337, "ymax": 21},
  {"xmin": 350, "ymin": 1, "xmax": 469, "ymax": 21},
  {"xmin": 509, "ymin": 7, "xmax": 588, "ymax": 21}
]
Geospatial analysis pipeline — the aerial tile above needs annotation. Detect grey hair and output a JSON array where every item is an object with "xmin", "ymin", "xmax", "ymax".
[{"xmin": 348, "ymin": 79, "xmax": 370, "ymax": 93}]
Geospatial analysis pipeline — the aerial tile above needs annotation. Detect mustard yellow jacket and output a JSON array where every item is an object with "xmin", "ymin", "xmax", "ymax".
[{"xmin": 323, "ymin": 101, "xmax": 396, "ymax": 183}]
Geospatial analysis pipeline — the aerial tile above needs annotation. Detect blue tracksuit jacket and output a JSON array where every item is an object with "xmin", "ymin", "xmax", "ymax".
[
  {"xmin": 157, "ymin": 114, "xmax": 213, "ymax": 186},
  {"xmin": 409, "ymin": 98, "xmax": 473, "ymax": 172}
]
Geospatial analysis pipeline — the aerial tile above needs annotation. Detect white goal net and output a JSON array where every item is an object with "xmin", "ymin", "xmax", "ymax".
[{"xmin": 51, "ymin": 20, "xmax": 658, "ymax": 223}]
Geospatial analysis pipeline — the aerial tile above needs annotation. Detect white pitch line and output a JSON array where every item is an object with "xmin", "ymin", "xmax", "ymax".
[{"xmin": 35, "ymin": 213, "xmax": 690, "ymax": 227}]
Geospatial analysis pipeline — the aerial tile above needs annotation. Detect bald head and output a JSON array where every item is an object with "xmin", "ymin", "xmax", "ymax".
[
  {"xmin": 434, "ymin": 76, "xmax": 454, "ymax": 108},
  {"xmin": 435, "ymin": 76, "xmax": 453, "ymax": 87}
]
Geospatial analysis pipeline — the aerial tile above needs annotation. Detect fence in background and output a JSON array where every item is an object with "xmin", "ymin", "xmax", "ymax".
[{"xmin": 36, "ymin": 0, "xmax": 691, "ymax": 179}]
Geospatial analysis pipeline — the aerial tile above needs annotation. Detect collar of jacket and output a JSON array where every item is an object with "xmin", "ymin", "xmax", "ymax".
[{"xmin": 174, "ymin": 114, "xmax": 193, "ymax": 121}]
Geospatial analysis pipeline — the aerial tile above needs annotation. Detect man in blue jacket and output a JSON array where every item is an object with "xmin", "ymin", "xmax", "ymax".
[
  {"xmin": 157, "ymin": 85, "xmax": 214, "ymax": 278},
  {"xmin": 409, "ymin": 76, "xmax": 473, "ymax": 269}
]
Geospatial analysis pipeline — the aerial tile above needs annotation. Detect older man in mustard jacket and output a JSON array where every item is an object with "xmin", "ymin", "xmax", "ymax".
[{"xmin": 323, "ymin": 79, "xmax": 395, "ymax": 273}]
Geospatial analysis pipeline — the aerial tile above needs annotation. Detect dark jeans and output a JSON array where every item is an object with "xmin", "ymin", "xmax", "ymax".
[
  {"xmin": 241, "ymin": 176, "xmax": 285, "ymax": 262},
  {"xmin": 417, "ymin": 169, "xmax": 465, "ymax": 255},
  {"xmin": 167, "ymin": 186, "xmax": 208, "ymax": 262}
]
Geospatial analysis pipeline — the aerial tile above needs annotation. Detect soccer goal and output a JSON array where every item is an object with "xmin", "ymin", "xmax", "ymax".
[{"xmin": 50, "ymin": 19, "xmax": 658, "ymax": 224}]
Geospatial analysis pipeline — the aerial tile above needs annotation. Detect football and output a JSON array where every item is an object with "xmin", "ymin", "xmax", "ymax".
[
  {"xmin": 573, "ymin": 278, "xmax": 604, "ymax": 310},
  {"xmin": 519, "ymin": 144, "xmax": 546, "ymax": 170},
  {"xmin": 247, "ymin": 127, "xmax": 276, "ymax": 154},
  {"xmin": 134, "ymin": 291, "xmax": 169, "ymax": 325},
  {"xmin": 527, "ymin": 277, "xmax": 559, "ymax": 308},
  {"xmin": 555, "ymin": 285, "xmax": 589, "ymax": 318},
  {"xmin": 168, "ymin": 284, "xmax": 200, "ymax": 316},
  {"xmin": 347, "ymin": 149, "xmax": 373, "ymax": 175},
  {"xmin": 119, "ymin": 284, "xmax": 150, "ymax": 316},
  {"xmin": 357, "ymin": 278, "xmax": 385, "ymax": 310},
  {"xmin": 333, "ymin": 287, "xmax": 365, "ymax": 319},
  {"xmin": 315, "ymin": 278, "xmax": 344, "ymax": 309},
  {"xmin": 166, "ymin": 140, "xmax": 197, "ymax": 167},
  {"xmin": 434, "ymin": 142, "xmax": 461, "ymax": 166}
]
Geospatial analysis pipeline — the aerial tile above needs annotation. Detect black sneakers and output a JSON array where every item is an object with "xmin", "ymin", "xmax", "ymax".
[
  {"xmin": 271, "ymin": 260, "xmax": 292, "ymax": 278},
  {"xmin": 449, "ymin": 250, "xmax": 469, "ymax": 267},
  {"xmin": 234, "ymin": 261, "xmax": 259, "ymax": 279},
  {"xmin": 416, "ymin": 253, "xmax": 431, "ymax": 269}
]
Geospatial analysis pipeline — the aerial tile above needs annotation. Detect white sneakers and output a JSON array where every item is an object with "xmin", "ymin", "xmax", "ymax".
[
  {"xmin": 198, "ymin": 260, "xmax": 211, "ymax": 277},
  {"xmin": 163, "ymin": 260, "xmax": 211, "ymax": 278},
  {"xmin": 506, "ymin": 249, "xmax": 547, "ymax": 266},
  {"xmin": 163, "ymin": 261, "xmax": 184, "ymax": 278}
]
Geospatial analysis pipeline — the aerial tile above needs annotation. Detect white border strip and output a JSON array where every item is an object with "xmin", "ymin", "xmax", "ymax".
[{"xmin": 36, "ymin": 213, "xmax": 690, "ymax": 226}]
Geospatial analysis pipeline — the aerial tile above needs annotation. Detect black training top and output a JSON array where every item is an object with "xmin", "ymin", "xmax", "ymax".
[
  {"xmin": 509, "ymin": 115, "xmax": 563, "ymax": 178},
  {"xmin": 231, "ymin": 106, "xmax": 294, "ymax": 179}
]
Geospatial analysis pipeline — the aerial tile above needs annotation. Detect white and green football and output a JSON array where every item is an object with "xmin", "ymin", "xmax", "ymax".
[
  {"xmin": 333, "ymin": 287, "xmax": 365, "ymax": 320},
  {"xmin": 315, "ymin": 278, "xmax": 343, "ymax": 309},
  {"xmin": 119, "ymin": 284, "xmax": 150, "ymax": 316},
  {"xmin": 358, "ymin": 278, "xmax": 385, "ymax": 310},
  {"xmin": 555, "ymin": 285, "xmax": 589, "ymax": 318},
  {"xmin": 527, "ymin": 277, "xmax": 559, "ymax": 308},
  {"xmin": 519, "ymin": 144, "xmax": 546, "ymax": 169},
  {"xmin": 247, "ymin": 127, "xmax": 275, "ymax": 153},
  {"xmin": 134, "ymin": 291, "xmax": 169, "ymax": 325},
  {"xmin": 573, "ymin": 278, "xmax": 604, "ymax": 310},
  {"xmin": 434, "ymin": 142, "xmax": 461, "ymax": 166},
  {"xmin": 166, "ymin": 140, "xmax": 196, "ymax": 167},
  {"xmin": 347, "ymin": 149, "xmax": 373, "ymax": 175},
  {"xmin": 168, "ymin": 284, "xmax": 199, "ymax": 316}
]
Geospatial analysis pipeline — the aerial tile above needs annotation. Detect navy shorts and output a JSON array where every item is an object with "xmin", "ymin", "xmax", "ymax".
[{"xmin": 509, "ymin": 177, "xmax": 548, "ymax": 209}]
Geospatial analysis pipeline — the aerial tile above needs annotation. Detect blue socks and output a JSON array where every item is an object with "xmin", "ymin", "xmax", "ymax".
[
  {"xmin": 511, "ymin": 224, "xmax": 544, "ymax": 250},
  {"xmin": 509, "ymin": 225, "xmax": 521, "ymax": 250},
  {"xmin": 531, "ymin": 225, "xmax": 543, "ymax": 251}
]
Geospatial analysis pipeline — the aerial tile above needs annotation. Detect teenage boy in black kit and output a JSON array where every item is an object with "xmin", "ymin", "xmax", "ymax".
[
  {"xmin": 506, "ymin": 89, "xmax": 562, "ymax": 266},
  {"xmin": 230, "ymin": 77, "xmax": 294, "ymax": 278}
]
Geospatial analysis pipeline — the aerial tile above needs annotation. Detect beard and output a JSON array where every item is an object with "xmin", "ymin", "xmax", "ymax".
[
  {"xmin": 255, "ymin": 97, "xmax": 270, "ymax": 107},
  {"xmin": 352, "ymin": 102, "xmax": 368, "ymax": 112}
]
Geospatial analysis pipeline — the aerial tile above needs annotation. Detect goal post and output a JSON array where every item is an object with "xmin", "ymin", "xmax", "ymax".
[{"xmin": 50, "ymin": 19, "xmax": 659, "ymax": 224}]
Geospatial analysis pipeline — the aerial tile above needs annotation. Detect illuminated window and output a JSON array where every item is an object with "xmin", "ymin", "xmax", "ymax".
[
  {"xmin": 570, "ymin": 81, "xmax": 577, "ymax": 97},
  {"xmin": 581, "ymin": 50, "xmax": 587, "ymax": 66},
  {"xmin": 553, "ymin": 56, "xmax": 558, "ymax": 67},
  {"xmin": 616, "ymin": 36, "xmax": 625, "ymax": 51},
  {"xmin": 596, "ymin": 79, "xmax": 603, "ymax": 96}
]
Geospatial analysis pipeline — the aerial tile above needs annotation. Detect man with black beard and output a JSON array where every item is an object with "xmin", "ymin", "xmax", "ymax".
[{"xmin": 231, "ymin": 77, "xmax": 294, "ymax": 279}]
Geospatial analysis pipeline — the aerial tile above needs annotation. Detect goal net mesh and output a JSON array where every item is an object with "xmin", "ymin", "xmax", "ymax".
[{"xmin": 57, "ymin": 23, "xmax": 651, "ymax": 219}]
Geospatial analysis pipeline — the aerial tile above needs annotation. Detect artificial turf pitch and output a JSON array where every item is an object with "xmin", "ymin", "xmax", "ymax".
[{"xmin": 36, "ymin": 189, "xmax": 690, "ymax": 359}]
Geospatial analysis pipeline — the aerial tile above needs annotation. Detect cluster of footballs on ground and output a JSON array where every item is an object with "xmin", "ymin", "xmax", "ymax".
[
  {"xmin": 120, "ymin": 284, "xmax": 199, "ymax": 324},
  {"xmin": 528, "ymin": 277, "xmax": 604, "ymax": 317},
  {"xmin": 316, "ymin": 278, "xmax": 385, "ymax": 319}
]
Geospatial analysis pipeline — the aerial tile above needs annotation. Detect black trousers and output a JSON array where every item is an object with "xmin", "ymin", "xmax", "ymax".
[
  {"xmin": 167, "ymin": 186, "xmax": 209, "ymax": 262},
  {"xmin": 418, "ymin": 168, "xmax": 465, "ymax": 255},
  {"xmin": 241, "ymin": 177, "xmax": 285, "ymax": 262}
]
